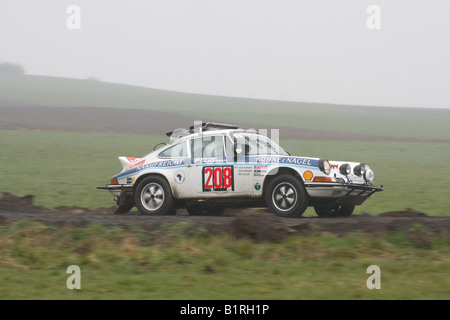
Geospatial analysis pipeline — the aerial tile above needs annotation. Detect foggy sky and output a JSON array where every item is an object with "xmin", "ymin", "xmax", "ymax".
[{"xmin": 1, "ymin": 0, "xmax": 449, "ymax": 108}]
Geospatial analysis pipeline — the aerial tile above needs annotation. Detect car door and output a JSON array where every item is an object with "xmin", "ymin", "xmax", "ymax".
[
  {"xmin": 232, "ymin": 134, "xmax": 259, "ymax": 195},
  {"xmin": 185, "ymin": 134, "xmax": 255, "ymax": 197}
]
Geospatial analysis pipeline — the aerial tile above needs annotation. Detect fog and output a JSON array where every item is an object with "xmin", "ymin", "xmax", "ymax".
[{"xmin": 1, "ymin": 0, "xmax": 449, "ymax": 108}]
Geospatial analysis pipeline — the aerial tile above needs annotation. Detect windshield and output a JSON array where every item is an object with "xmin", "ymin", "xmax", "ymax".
[{"xmin": 236, "ymin": 133, "xmax": 289, "ymax": 156}]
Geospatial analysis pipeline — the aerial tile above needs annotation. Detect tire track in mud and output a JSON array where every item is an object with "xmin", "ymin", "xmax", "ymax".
[
  {"xmin": 1, "ymin": 210, "xmax": 450, "ymax": 241},
  {"xmin": 1, "ymin": 193, "xmax": 449, "ymax": 242}
]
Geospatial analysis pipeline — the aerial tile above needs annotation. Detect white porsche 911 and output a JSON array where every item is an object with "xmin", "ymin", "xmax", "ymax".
[{"xmin": 97, "ymin": 122, "xmax": 383, "ymax": 217}]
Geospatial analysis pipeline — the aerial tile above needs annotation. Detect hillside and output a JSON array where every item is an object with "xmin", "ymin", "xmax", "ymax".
[{"xmin": 0, "ymin": 74, "xmax": 449, "ymax": 140}]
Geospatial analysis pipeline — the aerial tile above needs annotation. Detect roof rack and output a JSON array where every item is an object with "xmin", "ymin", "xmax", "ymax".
[
  {"xmin": 188, "ymin": 122, "xmax": 239, "ymax": 131},
  {"xmin": 166, "ymin": 122, "xmax": 239, "ymax": 137}
]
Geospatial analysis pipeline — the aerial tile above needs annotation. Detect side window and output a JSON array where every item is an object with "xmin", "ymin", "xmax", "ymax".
[
  {"xmin": 243, "ymin": 136, "xmax": 258, "ymax": 156},
  {"xmin": 190, "ymin": 136, "xmax": 225, "ymax": 158},
  {"xmin": 158, "ymin": 142, "xmax": 187, "ymax": 158},
  {"xmin": 241, "ymin": 135, "xmax": 279, "ymax": 156},
  {"xmin": 224, "ymin": 136, "xmax": 234, "ymax": 160}
]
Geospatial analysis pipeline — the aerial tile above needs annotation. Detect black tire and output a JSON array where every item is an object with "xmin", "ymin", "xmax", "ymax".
[
  {"xmin": 187, "ymin": 206, "xmax": 225, "ymax": 216},
  {"xmin": 134, "ymin": 176, "xmax": 175, "ymax": 215},
  {"xmin": 265, "ymin": 174, "xmax": 308, "ymax": 218},
  {"xmin": 314, "ymin": 204, "xmax": 355, "ymax": 218}
]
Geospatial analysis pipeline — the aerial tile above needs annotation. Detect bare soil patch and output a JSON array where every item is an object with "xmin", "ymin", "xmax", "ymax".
[{"xmin": 1, "ymin": 193, "xmax": 449, "ymax": 241}]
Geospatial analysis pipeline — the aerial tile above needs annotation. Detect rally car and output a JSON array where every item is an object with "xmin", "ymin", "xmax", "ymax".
[{"xmin": 97, "ymin": 122, "xmax": 383, "ymax": 217}]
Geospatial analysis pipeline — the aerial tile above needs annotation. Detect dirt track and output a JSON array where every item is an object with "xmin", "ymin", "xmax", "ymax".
[
  {"xmin": 1, "ymin": 193, "xmax": 449, "ymax": 241},
  {"xmin": 2, "ymin": 206, "xmax": 450, "ymax": 241}
]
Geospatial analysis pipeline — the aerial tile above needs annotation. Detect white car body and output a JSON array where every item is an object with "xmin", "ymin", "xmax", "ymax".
[{"xmin": 98, "ymin": 122, "xmax": 383, "ymax": 217}]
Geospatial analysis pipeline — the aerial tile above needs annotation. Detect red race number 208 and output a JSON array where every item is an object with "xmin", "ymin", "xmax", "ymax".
[{"xmin": 203, "ymin": 166, "xmax": 234, "ymax": 191}]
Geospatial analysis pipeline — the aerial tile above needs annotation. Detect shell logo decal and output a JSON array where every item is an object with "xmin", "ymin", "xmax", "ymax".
[{"xmin": 303, "ymin": 170, "xmax": 314, "ymax": 181}]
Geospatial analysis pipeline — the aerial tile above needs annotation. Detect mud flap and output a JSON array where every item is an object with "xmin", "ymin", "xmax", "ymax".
[{"xmin": 115, "ymin": 192, "xmax": 134, "ymax": 214}]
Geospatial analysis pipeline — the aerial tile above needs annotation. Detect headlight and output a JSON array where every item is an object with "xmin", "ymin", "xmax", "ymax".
[
  {"xmin": 354, "ymin": 163, "xmax": 370, "ymax": 177},
  {"xmin": 319, "ymin": 159, "xmax": 331, "ymax": 175},
  {"xmin": 364, "ymin": 169, "xmax": 374, "ymax": 183},
  {"xmin": 339, "ymin": 163, "xmax": 351, "ymax": 175}
]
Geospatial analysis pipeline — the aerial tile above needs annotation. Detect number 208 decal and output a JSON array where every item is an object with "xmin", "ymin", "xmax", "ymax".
[{"xmin": 202, "ymin": 166, "xmax": 234, "ymax": 192}]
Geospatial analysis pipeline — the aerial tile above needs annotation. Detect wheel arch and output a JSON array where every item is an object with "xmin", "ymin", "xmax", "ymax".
[
  {"xmin": 262, "ymin": 166, "xmax": 305, "ymax": 199},
  {"xmin": 133, "ymin": 172, "xmax": 174, "ymax": 195},
  {"xmin": 133, "ymin": 172, "xmax": 178, "ymax": 215}
]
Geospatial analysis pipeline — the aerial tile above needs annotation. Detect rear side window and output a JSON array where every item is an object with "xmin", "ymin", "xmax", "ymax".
[
  {"xmin": 190, "ymin": 136, "xmax": 225, "ymax": 158},
  {"xmin": 158, "ymin": 142, "xmax": 188, "ymax": 158},
  {"xmin": 224, "ymin": 136, "xmax": 234, "ymax": 159}
]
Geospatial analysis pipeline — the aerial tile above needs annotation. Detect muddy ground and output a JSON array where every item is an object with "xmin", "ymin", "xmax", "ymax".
[
  {"xmin": 1, "ymin": 193, "xmax": 449, "ymax": 242},
  {"xmin": 1, "ymin": 100, "xmax": 449, "ymax": 241}
]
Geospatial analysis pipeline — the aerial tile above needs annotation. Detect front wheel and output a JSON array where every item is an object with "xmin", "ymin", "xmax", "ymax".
[
  {"xmin": 265, "ymin": 175, "xmax": 308, "ymax": 218},
  {"xmin": 314, "ymin": 205, "xmax": 355, "ymax": 218},
  {"xmin": 134, "ymin": 176, "xmax": 174, "ymax": 215}
]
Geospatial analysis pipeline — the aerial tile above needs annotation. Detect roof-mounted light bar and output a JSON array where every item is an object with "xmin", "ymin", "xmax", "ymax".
[
  {"xmin": 188, "ymin": 122, "xmax": 239, "ymax": 132},
  {"xmin": 166, "ymin": 122, "xmax": 239, "ymax": 137}
]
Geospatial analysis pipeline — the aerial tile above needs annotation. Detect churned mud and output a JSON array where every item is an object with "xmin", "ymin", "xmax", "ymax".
[{"xmin": 1, "ymin": 193, "xmax": 449, "ymax": 241}]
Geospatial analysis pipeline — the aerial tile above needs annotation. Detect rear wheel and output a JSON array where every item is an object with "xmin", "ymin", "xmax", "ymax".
[
  {"xmin": 134, "ymin": 176, "xmax": 174, "ymax": 215},
  {"xmin": 265, "ymin": 174, "xmax": 307, "ymax": 218},
  {"xmin": 314, "ymin": 204, "xmax": 355, "ymax": 218}
]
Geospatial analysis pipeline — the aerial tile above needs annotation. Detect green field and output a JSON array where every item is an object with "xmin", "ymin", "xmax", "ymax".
[
  {"xmin": 0, "ymin": 220, "xmax": 449, "ymax": 300},
  {"xmin": 1, "ymin": 74, "xmax": 449, "ymax": 300},
  {"xmin": 0, "ymin": 130, "xmax": 449, "ymax": 216},
  {"xmin": 1, "ymin": 74, "xmax": 449, "ymax": 214}
]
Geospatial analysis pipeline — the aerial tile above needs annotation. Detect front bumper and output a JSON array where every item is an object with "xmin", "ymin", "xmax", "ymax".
[{"xmin": 304, "ymin": 182, "xmax": 383, "ymax": 206}]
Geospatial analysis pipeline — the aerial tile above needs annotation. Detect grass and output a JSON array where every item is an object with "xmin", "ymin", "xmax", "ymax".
[
  {"xmin": 1, "ymin": 74, "xmax": 448, "ymax": 213},
  {"xmin": 0, "ymin": 130, "xmax": 163, "ymax": 209},
  {"xmin": 0, "ymin": 220, "xmax": 449, "ymax": 300},
  {"xmin": 1, "ymin": 130, "xmax": 449, "ymax": 215},
  {"xmin": 1, "ymin": 75, "xmax": 449, "ymax": 301}
]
